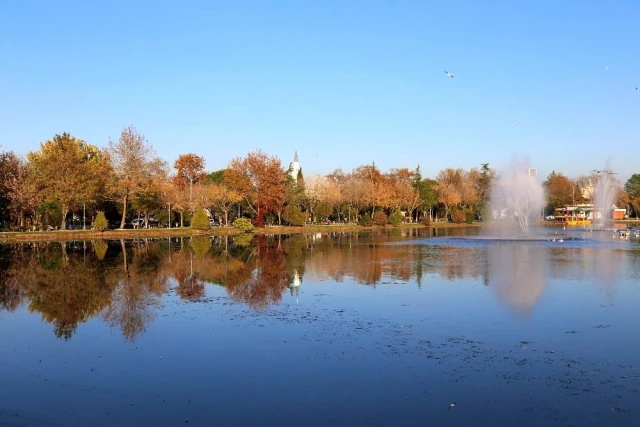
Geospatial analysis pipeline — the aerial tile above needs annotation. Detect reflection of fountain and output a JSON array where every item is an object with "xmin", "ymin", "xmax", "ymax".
[
  {"xmin": 490, "ymin": 159, "xmax": 545, "ymax": 235},
  {"xmin": 592, "ymin": 164, "xmax": 618, "ymax": 229},
  {"xmin": 488, "ymin": 243, "xmax": 546, "ymax": 316}
]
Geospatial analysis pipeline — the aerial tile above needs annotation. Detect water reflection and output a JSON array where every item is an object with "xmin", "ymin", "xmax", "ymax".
[
  {"xmin": 488, "ymin": 244, "xmax": 545, "ymax": 316},
  {"xmin": 0, "ymin": 229, "xmax": 636, "ymax": 342}
]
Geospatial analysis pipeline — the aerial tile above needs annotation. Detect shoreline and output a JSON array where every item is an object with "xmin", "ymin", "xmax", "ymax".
[{"xmin": 0, "ymin": 222, "xmax": 479, "ymax": 243}]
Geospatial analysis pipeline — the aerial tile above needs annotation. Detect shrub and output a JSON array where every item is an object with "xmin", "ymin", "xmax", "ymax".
[
  {"xmin": 92, "ymin": 211, "xmax": 109, "ymax": 231},
  {"xmin": 190, "ymin": 208, "xmax": 211, "ymax": 230},
  {"xmin": 282, "ymin": 205, "xmax": 306, "ymax": 226},
  {"xmin": 421, "ymin": 215, "xmax": 431, "ymax": 226},
  {"xmin": 388, "ymin": 210, "xmax": 403, "ymax": 226},
  {"xmin": 359, "ymin": 213, "xmax": 373, "ymax": 226},
  {"xmin": 233, "ymin": 217, "xmax": 254, "ymax": 233},
  {"xmin": 372, "ymin": 210, "xmax": 388, "ymax": 226},
  {"xmin": 451, "ymin": 209, "xmax": 465, "ymax": 224},
  {"xmin": 464, "ymin": 209, "xmax": 475, "ymax": 224}
]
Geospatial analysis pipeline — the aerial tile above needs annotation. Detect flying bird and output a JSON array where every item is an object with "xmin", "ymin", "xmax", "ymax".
[
  {"xmin": 444, "ymin": 71, "xmax": 454, "ymax": 79},
  {"xmin": 605, "ymin": 65, "xmax": 610, "ymax": 70},
  {"xmin": 518, "ymin": 117, "xmax": 524, "ymax": 124},
  {"xmin": 636, "ymin": 86, "xmax": 640, "ymax": 90}
]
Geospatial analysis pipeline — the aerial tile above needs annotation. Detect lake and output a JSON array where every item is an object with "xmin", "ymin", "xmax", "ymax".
[{"xmin": 1, "ymin": 227, "xmax": 639, "ymax": 426}]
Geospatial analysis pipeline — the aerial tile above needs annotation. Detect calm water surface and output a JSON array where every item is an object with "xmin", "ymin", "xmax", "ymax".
[{"xmin": 1, "ymin": 227, "xmax": 639, "ymax": 426}]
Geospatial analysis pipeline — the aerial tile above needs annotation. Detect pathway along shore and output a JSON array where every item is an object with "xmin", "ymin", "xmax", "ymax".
[{"xmin": 0, "ymin": 222, "xmax": 479, "ymax": 244}]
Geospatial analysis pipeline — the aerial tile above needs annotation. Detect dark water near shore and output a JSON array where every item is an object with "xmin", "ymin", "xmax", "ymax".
[{"xmin": 1, "ymin": 227, "xmax": 639, "ymax": 426}]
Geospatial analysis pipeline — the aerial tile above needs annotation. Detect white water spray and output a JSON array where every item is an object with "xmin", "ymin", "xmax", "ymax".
[
  {"xmin": 490, "ymin": 159, "xmax": 546, "ymax": 235},
  {"xmin": 592, "ymin": 162, "xmax": 619, "ymax": 229}
]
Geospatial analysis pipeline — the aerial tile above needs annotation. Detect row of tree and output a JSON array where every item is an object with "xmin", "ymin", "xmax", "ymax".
[
  {"xmin": 543, "ymin": 170, "xmax": 639, "ymax": 215},
  {"xmin": 1, "ymin": 126, "xmax": 639, "ymax": 230}
]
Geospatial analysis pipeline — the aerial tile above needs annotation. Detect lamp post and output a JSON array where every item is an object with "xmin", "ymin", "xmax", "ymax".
[
  {"xmin": 83, "ymin": 202, "xmax": 86, "ymax": 230},
  {"xmin": 168, "ymin": 203, "xmax": 171, "ymax": 228}
]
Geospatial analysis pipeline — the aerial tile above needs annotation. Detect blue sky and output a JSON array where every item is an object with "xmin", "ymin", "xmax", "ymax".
[{"xmin": 1, "ymin": 0, "xmax": 638, "ymax": 182}]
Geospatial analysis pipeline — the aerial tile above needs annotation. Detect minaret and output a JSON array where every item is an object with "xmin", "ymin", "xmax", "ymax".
[{"xmin": 290, "ymin": 149, "xmax": 301, "ymax": 183}]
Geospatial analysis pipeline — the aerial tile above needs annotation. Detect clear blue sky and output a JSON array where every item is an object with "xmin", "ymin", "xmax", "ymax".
[{"xmin": 1, "ymin": 0, "xmax": 638, "ymax": 182}]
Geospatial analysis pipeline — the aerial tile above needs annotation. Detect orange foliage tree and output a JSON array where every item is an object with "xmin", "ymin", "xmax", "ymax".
[
  {"xmin": 226, "ymin": 150, "xmax": 286, "ymax": 226},
  {"xmin": 173, "ymin": 153, "xmax": 206, "ymax": 205}
]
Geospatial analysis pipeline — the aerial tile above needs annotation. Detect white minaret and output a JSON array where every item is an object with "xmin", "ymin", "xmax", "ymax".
[{"xmin": 290, "ymin": 149, "xmax": 300, "ymax": 183}]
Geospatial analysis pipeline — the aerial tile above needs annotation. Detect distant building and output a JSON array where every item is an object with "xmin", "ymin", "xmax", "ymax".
[{"xmin": 528, "ymin": 168, "xmax": 537, "ymax": 177}]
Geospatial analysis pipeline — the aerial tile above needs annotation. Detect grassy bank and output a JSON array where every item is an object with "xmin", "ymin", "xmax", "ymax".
[{"xmin": 0, "ymin": 221, "xmax": 481, "ymax": 243}]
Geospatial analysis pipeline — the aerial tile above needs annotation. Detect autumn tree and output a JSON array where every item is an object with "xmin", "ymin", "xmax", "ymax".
[
  {"xmin": 387, "ymin": 168, "xmax": 421, "ymax": 221},
  {"xmin": 544, "ymin": 171, "xmax": 573, "ymax": 210},
  {"xmin": 166, "ymin": 181, "xmax": 190, "ymax": 227},
  {"xmin": 340, "ymin": 173, "xmax": 367, "ymax": 222},
  {"xmin": 2, "ymin": 153, "xmax": 40, "ymax": 229},
  {"xmin": 574, "ymin": 174, "xmax": 596, "ymax": 203},
  {"xmin": 435, "ymin": 168, "xmax": 463, "ymax": 218},
  {"xmin": 352, "ymin": 163, "xmax": 391, "ymax": 216},
  {"xmin": 0, "ymin": 151, "xmax": 22, "ymax": 227},
  {"xmin": 28, "ymin": 133, "xmax": 111, "ymax": 230},
  {"xmin": 213, "ymin": 181, "xmax": 242, "ymax": 226},
  {"xmin": 107, "ymin": 126, "xmax": 167, "ymax": 229},
  {"xmin": 226, "ymin": 150, "xmax": 287, "ymax": 225},
  {"xmin": 173, "ymin": 153, "xmax": 206, "ymax": 205},
  {"xmin": 132, "ymin": 175, "xmax": 168, "ymax": 227},
  {"xmin": 262, "ymin": 160, "xmax": 288, "ymax": 225}
]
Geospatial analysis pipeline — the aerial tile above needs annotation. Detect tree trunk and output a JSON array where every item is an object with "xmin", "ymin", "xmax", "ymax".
[
  {"xmin": 224, "ymin": 209, "xmax": 228, "ymax": 226},
  {"xmin": 144, "ymin": 211, "xmax": 149, "ymax": 228},
  {"xmin": 120, "ymin": 192, "xmax": 128, "ymax": 229},
  {"xmin": 60, "ymin": 206, "xmax": 69, "ymax": 230},
  {"xmin": 180, "ymin": 211, "xmax": 184, "ymax": 227}
]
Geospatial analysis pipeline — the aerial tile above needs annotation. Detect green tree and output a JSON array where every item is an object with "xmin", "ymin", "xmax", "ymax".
[
  {"xmin": 477, "ymin": 163, "xmax": 493, "ymax": 209},
  {"xmin": 203, "ymin": 169, "xmax": 226, "ymax": 185},
  {"xmin": 624, "ymin": 174, "xmax": 640, "ymax": 218},
  {"xmin": 418, "ymin": 178, "xmax": 438, "ymax": 221},
  {"xmin": 282, "ymin": 204, "xmax": 306, "ymax": 226},
  {"xmin": 315, "ymin": 202, "xmax": 333, "ymax": 222},
  {"xmin": 28, "ymin": 133, "xmax": 111, "ymax": 230}
]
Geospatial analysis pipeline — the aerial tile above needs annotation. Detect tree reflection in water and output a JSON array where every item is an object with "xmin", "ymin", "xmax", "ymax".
[
  {"xmin": 103, "ymin": 240, "xmax": 169, "ymax": 342},
  {"xmin": 0, "ymin": 230, "xmax": 629, "ymax": 342}
]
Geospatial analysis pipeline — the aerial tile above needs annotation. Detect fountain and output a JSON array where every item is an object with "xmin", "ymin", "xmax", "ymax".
[
  {"xmin": 591, "ymin": 162, "xmax": 619, "ymax": 229},
  {"xmin": 489, "ymin": 159, "xmax": 546, "ymax": 236}
]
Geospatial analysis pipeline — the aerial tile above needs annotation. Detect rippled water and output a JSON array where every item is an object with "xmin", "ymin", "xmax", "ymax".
[{"xmin": 1, "ymin": 227, "xmax": 639, "ymax": 426}]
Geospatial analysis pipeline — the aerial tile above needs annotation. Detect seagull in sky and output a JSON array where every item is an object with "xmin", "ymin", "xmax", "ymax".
[
  {"xmin": 518, "ymin": 117, "xmax": 524, "ymax": 124},
  {"xmin": 636, "ymin": 86, "xmax": 640, "ymax": 90},
  {"xmin": 605, "ymin": 65, "xmax": 610, "ymax": 70},
  {"xmin": 444, "ymin": 71, "xmax": 454, "ymax": 79}
]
